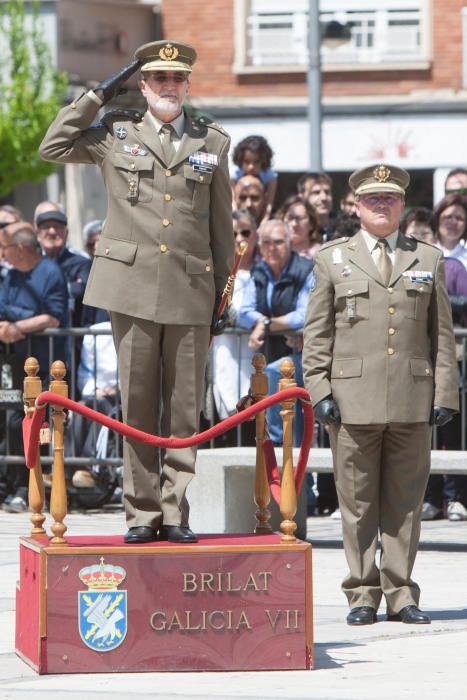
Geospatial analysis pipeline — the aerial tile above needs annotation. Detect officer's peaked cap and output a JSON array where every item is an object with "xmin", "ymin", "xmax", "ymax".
[
  {"xmin": 135, "ymin": 40, "xmax": 197, "ymax": 73},
  {"xmin": 350, "ymin": 164, "xmax": 410, "ymax": 197}
]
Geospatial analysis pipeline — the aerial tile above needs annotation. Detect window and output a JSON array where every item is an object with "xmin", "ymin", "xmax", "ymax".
[{"xmin": 234, "ymin": 0, "xmax": 431, "ymax": 73}]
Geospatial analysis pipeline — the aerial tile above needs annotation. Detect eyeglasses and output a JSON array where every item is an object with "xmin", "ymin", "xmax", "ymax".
[
  {"xmin": 260, "ymin": 238, "xmax": 286, "ymax": 247},
  {"xmin": 149, "ymin": 73, "xmax": 188, "ymax": 84},
  {"xmin": 360, "ymin": 194, "xmax": 401, "ymax": 207},
  {"xmin": 234, "ymin": 228, "xmax": 251, "ymax": 238},
  {"xmin": 38, "ymin": 224, "xmax": 66, "ymax": 234},
  {"xmin": 285, "ymin": 215, "xmax": 309, "ymax": 224},
  {"xmin": 445, "ymin": 188, "xmax": 467, "ymax": 195}
]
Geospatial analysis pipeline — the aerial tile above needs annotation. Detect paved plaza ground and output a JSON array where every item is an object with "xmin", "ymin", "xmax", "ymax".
[{"xmin": 0, "ymin": 509, "xmax": 466, "ymax": 700}]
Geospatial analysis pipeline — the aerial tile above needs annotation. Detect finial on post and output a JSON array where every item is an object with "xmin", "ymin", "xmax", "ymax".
[
  {"xmin": 251, "ymin": 353, "xmax": 272, "ymax": 534},
  {"xmin": 279, "ymin": 358, "xmax": 298, "ymax": 543},
  {"xmin": 24, "ymin": 358, "xmax": 46, "ymax": 536},
  {"xmin": 49, "ymin": 361, "xmax": 68, "ymax": 545}
]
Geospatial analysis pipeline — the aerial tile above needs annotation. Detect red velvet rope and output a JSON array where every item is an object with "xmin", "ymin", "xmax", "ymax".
[{"xmin": 24, "ymin": 388, "xmax": 314, "ymax": 504}]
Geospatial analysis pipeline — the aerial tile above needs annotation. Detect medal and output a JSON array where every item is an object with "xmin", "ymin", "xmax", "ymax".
[{"xmin": 116, "ymin": 127, "xmax": 128, "ymax": 140}]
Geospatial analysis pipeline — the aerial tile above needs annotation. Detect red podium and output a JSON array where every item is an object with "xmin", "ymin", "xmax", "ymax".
[{"xmin": 16, "ymin": 533, "xmax": 313, "ymax": 674}]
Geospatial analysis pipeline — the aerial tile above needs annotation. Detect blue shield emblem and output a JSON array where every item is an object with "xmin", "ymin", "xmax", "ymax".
[{"xmin": 78, "ymin": 558, "xmax": 127, "ymax": 652}]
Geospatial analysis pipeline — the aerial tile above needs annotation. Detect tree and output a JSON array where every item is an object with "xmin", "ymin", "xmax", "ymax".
[{"xmin": 0, "ymin": 0, "xmax": 67, "ymax": 197}]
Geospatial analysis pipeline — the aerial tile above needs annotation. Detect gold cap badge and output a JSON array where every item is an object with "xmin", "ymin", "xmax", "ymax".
[
  {"xmin": 159, "ymin": 43, "xmax": 179, "ymax": 62},
  {"xmin": 373, "ymin": 165, "xmax": 391, "ymax": 183}
]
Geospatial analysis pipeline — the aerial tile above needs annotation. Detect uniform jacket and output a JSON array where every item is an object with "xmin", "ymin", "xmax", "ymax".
[
  {"xmin": 302, "ymin": 230, "xmax": 459, "ymax": 424},
  {"xmin": 39, "ymin": 93, "xmax": 234, "ymax": 325}
]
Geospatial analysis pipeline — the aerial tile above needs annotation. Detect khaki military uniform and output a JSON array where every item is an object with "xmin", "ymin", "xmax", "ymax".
[
  {"xmin": 303, "ymin": 230, "xmax": 458, "ymax": 612},
  {"xmin": 40, "ymin": 93, "xmax": 234, "ymax": 529}
]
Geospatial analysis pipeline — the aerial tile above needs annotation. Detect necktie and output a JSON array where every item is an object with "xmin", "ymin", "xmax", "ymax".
[
  {"xmin": 376, "ymin": 238, "xmax": 392, "ymax": 286},
  {"xmin": 160, "ymin": 123, "xmax": 175, "ymax": 165}
]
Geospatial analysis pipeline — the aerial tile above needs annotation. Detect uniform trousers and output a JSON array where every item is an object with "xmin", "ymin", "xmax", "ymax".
[
  {"xmin": 110, "ymin": 312, "xmax": 210, "ymax": 530},
  {"xmin": 328, "ymin": 422, "xmax": 432, "ymax": 613}
]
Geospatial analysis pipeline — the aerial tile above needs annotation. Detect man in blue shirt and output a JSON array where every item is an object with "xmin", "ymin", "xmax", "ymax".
[
  {"xmin": 0, "ymin": 221, "xmax": 68, "ymax": 513},
  {"xmin": 239, "ymin": 219, "xmax": 314, "ymax": 444}
]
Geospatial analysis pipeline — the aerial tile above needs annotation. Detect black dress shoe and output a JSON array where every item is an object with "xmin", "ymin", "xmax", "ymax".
[
  {"xmin": 124, "ymin": 526, "xmax": 157, "ymax": 544},
  {"xmin": 387, "ymin": 605, "xmax": 431, "ymax": 624},
  {"xmin": 346, "ymin": 606, "xmax": 377, "ymax": 626},
  {"xmin": 160, "ymin": 525, "xmax": 198, "ymax": 543}
]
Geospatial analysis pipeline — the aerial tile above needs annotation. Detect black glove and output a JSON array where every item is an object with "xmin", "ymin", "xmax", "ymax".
[
  {"xmin": 210, "ymin": 293, "xmax": 228, "ymax": 336},
  {"xmin": 94, "ymin": 59, "xmax": 141, "ymax": 104},
  {"xmin": 430, "ymin": 406, "xmax": 456, "ymax": 427},
  {"xmin": 314, "ymin": 395, "xmax": 341, "ymax": 425}
]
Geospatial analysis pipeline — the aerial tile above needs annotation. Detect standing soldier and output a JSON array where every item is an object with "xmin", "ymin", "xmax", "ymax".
[
  {"xmin": 303, "ymin": 164, "xmax": 458, "ymax": 625},
  {"xmin": 40, "ymin": 41, "xmax": 234, "ymax": 543}
]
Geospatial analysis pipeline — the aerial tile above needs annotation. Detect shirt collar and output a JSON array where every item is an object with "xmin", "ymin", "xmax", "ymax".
[
  {"xmin": 361, "ymin": 228, "xmax": 399, "ymax": 253},
  {"xmin": 148, "ymin": 110, "xmax": 185, "ymax": 139}
]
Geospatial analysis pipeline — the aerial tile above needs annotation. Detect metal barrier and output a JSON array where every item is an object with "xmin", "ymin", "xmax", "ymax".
[{"xmin": 0, "ymin": 326, "xmax": 466, "ymax": 468}]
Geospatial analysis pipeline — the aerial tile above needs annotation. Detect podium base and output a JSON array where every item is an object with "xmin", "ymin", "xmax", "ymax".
[{"xmin": 16, "ymin": 533, "xmax": 313, "ymax": 674}]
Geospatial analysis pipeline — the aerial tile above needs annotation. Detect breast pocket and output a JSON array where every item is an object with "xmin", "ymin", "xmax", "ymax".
[
  {"xmin": 183, "ymin": 164, "xmax": 213, "ymax": 218},
  {"xmin": 402, "ymin": 278, "xmax": 433, "ymax": 320},
  {"xmin": 335, "ymin": 279, "xmax": 369, "ymax": 322},
  {"xmin": 110, "ymin": 153, "xmax": 155, "ymax": 203}
]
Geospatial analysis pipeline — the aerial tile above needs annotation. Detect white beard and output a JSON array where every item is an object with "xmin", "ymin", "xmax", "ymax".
[{"xmin": 146, "ymin": 93, "xmax": 181, "ymax": 118}]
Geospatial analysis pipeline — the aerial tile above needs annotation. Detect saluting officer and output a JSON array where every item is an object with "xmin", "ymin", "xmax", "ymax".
[
  {"xmin": 40, "ymin": 41, "xmax": 234, "ymax": 544},
  {"xmin": 303, "ymin": 164, "xmax": 458, "ymax": 625}
]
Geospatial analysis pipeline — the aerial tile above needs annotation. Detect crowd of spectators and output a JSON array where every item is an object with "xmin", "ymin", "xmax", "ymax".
[{"xmin": 1, "ymin": 143, "xmax": 467, "ymax": 521}]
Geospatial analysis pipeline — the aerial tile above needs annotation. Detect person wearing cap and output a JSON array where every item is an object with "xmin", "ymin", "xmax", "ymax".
[
  {"xmin": 39, "ymin": 41, "xmax": 234, "ymax": 544},
  {"xmin": 303, "ymin": 163, "xmax": 458, "ymax": 626},
  {"xmin": 35, "ymin": 205, "xmax": 92, "ymax": 328}
]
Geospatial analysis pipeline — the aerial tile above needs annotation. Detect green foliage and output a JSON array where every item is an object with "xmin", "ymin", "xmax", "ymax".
[{"xmin": 0, "ymin": 0, "xmax": 67, "ymax": 197}]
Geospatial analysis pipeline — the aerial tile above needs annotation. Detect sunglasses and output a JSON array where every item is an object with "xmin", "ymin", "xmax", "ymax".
[
  {"xmin": 149, "ymin": 73, "xmax": 188, "ymax": 84},
  {"xmin": 235, "ymin": 228, "xmax": 251, "ymax": 238},
  {"xmin": 360, "ymin": 194, "xmax": 401, "ymax": 207},
  {"xmin": 445, "ymin": 188, "xmax": 467, "ymax": 195}
]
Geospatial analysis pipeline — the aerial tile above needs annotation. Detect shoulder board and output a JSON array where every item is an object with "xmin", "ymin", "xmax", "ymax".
[
  {"xmin": 319, "ymin": 237, "xmax": 349, "ymax": 251},
  {"xmin": 415, "ymin": 238, "xmax": 439, "ymax": 251},
  {"xmin": 194, "ymin": 116, "xmax": 228, "ymax": 136},
  {"xmin": 101, "ymin": 109, "xmax": 143, "ymax": 125}
]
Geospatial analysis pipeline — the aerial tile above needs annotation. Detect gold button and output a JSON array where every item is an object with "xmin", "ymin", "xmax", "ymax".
[
  {"xmin": 339, "ymin": 370, "xmax": 344, "ymax": 376},
  {"xmin": 205, "ymin": 265, "xmax": 211, "ymax": 272},
  {"xmin": 165, "ymin": 170, "xmax": 172, "ymax": 177},
  {"xmin": 162, "ymin": 218, "xmax": 170, "ymax": 226},
  {"xmin": 388, "ymin": 348, "xmax": 395, "ymax": 355},
  {"xmin": 130, "ymin": 163, "xmax": 135, "ymax": 170},
  {"xmin": 347, "ymin": 289, "xmax": 353, "ymax": 295},
  {"xmin": 388, "ymin": 287, "xmax": 393, "ymax": 294},
  {"xmin": 164, "ymin": 193, "xmax": 172, "ymax": 201},
  {"xmin": 419, "ymin": 286, "xmax": 424, "ymax": 291},
  {"xmin": 199, "ymin": 175, "xmax": 204, "ymax": 182},
  {"xmin": 388, "ymin": 328, "xmax": 395, "ymax": 335},
  {"xmin": 160, "ymin": 244, "xmax": 168, "ymax": 253},
  {"xmin": 71, "ymin": 102, "xmax": 77, "ymax": 109},
  {"xmin": 105, "ymin": 248, "xmax": 110, "ymax": 255},
  {"xmin": 425, "ymin": 368, "xmax": 431, "ymax": 375},
  {"xmin": 388, "ymin": 306, "xmax": 395, "ymax": 314}
]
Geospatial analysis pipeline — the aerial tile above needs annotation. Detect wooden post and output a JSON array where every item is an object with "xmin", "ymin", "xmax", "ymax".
[
  {"xmin": 49, "ymin": 361, "xmax": 68, "ymax": 545},
  {"xmin": 251, "ymin": 353, "xmax": 272, "ymax": 533},
  {"xmin": 279, "ymin": 358, "xmax": 297, "ymax": 543},
  {"xmin": 23, "ymin": 357, "xmax": 46, "ymax": 536}
]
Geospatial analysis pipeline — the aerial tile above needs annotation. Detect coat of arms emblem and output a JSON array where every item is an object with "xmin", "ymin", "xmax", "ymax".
[{"xmin": 78, "ymin": 558, "xmax": 127, "ymax": 652}]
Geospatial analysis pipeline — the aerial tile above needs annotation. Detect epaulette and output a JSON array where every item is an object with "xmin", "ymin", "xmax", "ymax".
[
  {"xmin": 414, "ymin": 238, "xmax": 439, "ymax": 250},
  {"xmin": 195, "ymin": 115, "xmax": 228, "ymax": 136},
  {"xmin": 101, "ymin": 109, "xmax": 143, "ymax": 125},
  {"xmin": 319, "ymin": 237, "xmax": 349, "ymax": 251}
]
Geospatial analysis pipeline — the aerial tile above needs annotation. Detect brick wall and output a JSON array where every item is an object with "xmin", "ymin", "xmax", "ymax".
[{"xmin": 161, "ymin": 0, "xmax": 467, "ymax": 99}]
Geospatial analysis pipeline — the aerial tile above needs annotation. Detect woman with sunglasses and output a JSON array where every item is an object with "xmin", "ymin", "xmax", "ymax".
[{"xmin": 211, "ymin": 210, "xmax": 258, "ymax": 428}]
